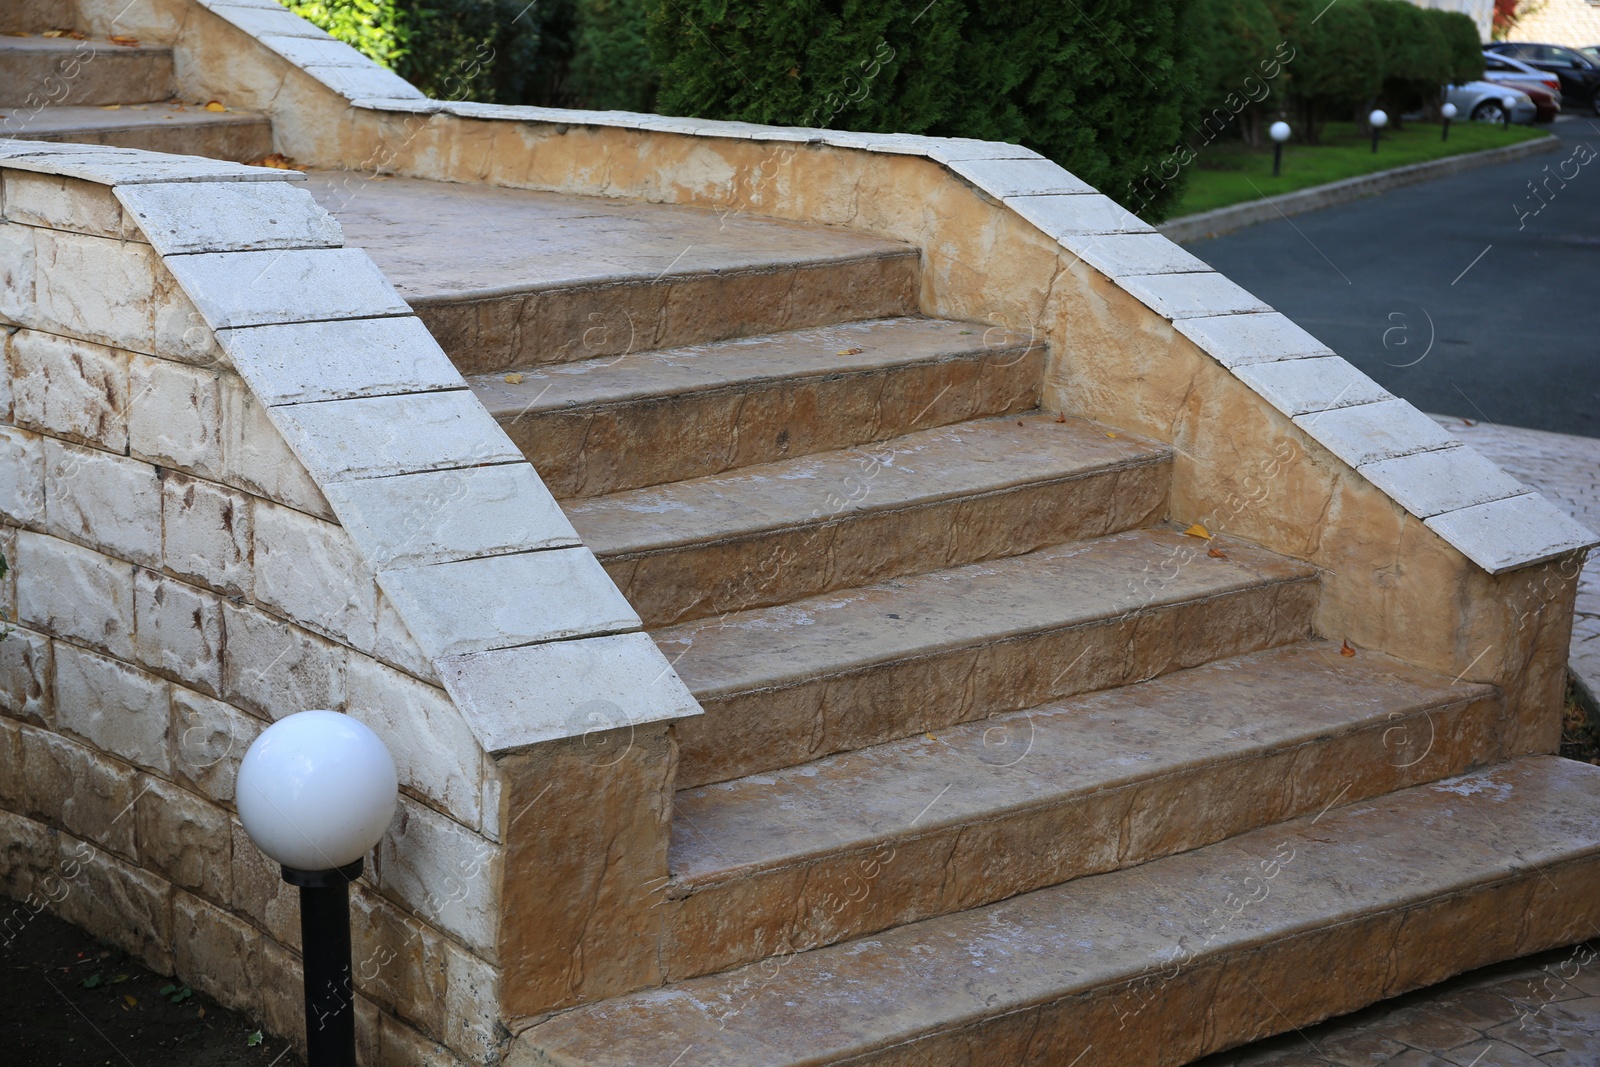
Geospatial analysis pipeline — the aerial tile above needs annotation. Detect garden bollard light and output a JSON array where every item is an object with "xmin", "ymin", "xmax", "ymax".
[
  {"xmin": 237, "ymin": 711, "xmax": 398, "ymax": 1067},
  {"xmin": 1501, "ymin": 97, "xmax": 1515, "ymax": 128},
  {"xmin": 1368, "ymin": 109, "xmax": 1387, "ymax": 153},
  {"xmin": 1441, "ymin": 101, "xmax": 1456, "ymax": 141},
  {"xmin": 1269, "ymin": 121, "xmax": 1291, "ymax": 177}
]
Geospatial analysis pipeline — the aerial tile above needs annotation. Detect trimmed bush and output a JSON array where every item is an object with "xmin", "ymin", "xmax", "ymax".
[
  {"xmin": 1362, "ymin": 0, "xmax": 1452, "ymax": 120},
  {"xmin": 649, "ymin": 0, "xmax": 1196, "ymax": 220},
  {"xmin": 1267, "ymin": 0, "xmax": 1382, "ymax": 141},
  {"xmin": 1182, "ymin": 0, "xmax": 1283, "ymax": 147},
  {"xmin": 1433, "ymin": 8, "xmax": 1487, "ymax": 87}
]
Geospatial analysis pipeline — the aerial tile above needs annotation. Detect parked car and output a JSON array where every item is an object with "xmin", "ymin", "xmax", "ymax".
[
  {"xmin": 1445, "ymin": 81, "xmax": 1538, "ymax": 125},
  {"xmin": 1485, "ymin": 41, "xmax": 1600, "ymax": 114},
  {"xmin": 1481, "ymin": 52, "xmax": 1563, "ymax": 121}
]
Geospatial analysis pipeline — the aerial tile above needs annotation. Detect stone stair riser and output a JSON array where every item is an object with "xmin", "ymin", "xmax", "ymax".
[
  {"xmin": 672, "ymin": 577, "xmax": 1320, "ymax": 787},
  {"xmin": 595, "ymin": 459, "xmax": 1171, "ymax": 628},
  {"xmin": 661, "ymin": 688, "xmax": 1503, "ymax": 981},
  {"xmin": 23, "ymin": 120, "xmax": 272, "ymax": 162},
  {"xmin": 0, "ymin": 44, "xmax": 173, "ymax": 107},
  {"xmin": 421, "ymin": 254, "xmax": 922, "ymax": 376},
  {"xmin": 503, "ymin": 347, "xmax": 1044, "ymax": 499}
]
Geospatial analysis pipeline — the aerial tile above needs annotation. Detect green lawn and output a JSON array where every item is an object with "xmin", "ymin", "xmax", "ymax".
[{"xmin": 1171, "ymin": 120, "xmax": 1549, "ymax": 217}]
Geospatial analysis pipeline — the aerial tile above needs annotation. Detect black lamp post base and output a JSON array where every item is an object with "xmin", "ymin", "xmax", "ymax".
[{"xmin": 282, "ymin": 859, "xmax": 362, "ymax": 1067}]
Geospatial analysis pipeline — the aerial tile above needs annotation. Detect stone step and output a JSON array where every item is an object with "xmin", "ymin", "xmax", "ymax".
[
  {"xmin": 4, "ymin": 103, "xmax": 273, "ymax": 163},
  {"xmin": 659, "ymin": 525, "xmax": 1319, "ymax": 787},
  {"xmin": 472, "ymin": 317, "xmax": 1043, "ymax": 499},
  {"xmin": 0, "ymin": 36, "xmax": 174, "ymax": 107},
  {"xmin": 514, "ymin": 757, "xmax": 1600, "ymax": 1067},
  {"xmin": 567, "ymin": 413, "xmax": 1170, "ymax": 627},
  {"xmin": 662, "ymin": 641, "xmax": 1503, "ymax": 982},
  {"xmin": 300, "ymin": 172, "xmax": 923, "ymax": 375}
]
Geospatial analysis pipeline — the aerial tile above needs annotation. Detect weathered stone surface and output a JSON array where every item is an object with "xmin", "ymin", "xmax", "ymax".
[
  {"xmin": 52, "ymin": 837, "xmax": 174, "ymax": 975},
  {"xmin": 16, "ymin": 530, "xmax": 134, "ymax": 660},
  {"xmin": 0, "ymin": 625, "xmax": 52, "ymax": 726},
  {"xmin": 128, "ymin": 355, "xmax": 226, "ymax": 479},
  {"xmin": 663, "ymin": 642, "xmax": 1502, "ymax": 979},
  {"xmin": 347, "ymin": 653, "xmax": 481, "ymax": 827},
  {"xmin": 1059, "ymin": 232, "xmax": 1212, "ymax": 278},
  {"xmin": 53, "ymin": 642, "xmax": 170, "ymax": 776},
  {"xmin": 1119, "ymin": 272, "xmax": 1273, "ymax": 320},
  {"xmin": 217, "ymin": 315, "xmax": 463, "ymax": 405},
  {"xmin": 161, "ymin": 472, "xmax": 253, "ymax": 597},
  {"xmin": 374, "ymin": 797, "xmax": 499, "ymax": 956},
  {"xmin": 221, "ymin": 378, "xmax": 335, "ymax": 518},
  {"xmin": 14, "ymin": 104, "xmax": 274, "ymax": 168},
  {"xmin": 132, "ymin": 569, "xmax": 225, "ymax": 695},
  {"xmin": 1004, "ymin": 192, "xmax": 1154, "ymax": 237},
  {"xmin": 253, "ymin": 499, "xmax": 378, "ymax": 647},
  {"xmin": 221, "ymin": 601, "xmax": 347, "ymax": 719},
  {"xmin": 377, "ymin": 548, "xmax": 638, "ymax": 659},
  {"xmin": 170, "ymin": 686, "xmax": 261, "ymax": 805},
  {"xmin": 436, "ymin": 632, "xmax": 702, "ymax": 755},
  {"xmin": 0, "ymin": 37, "xmax": 173, "ymax": 109},
  {"xmin": 270, "ymin": 389, "xmax": 520, "ymax": 483},
  {"xmin": 350, "ymin": 883, "xmax": 450, "ymax": 1037},
  {"xmin": 662, "ymin": 526, "xmax": 1318, "ymax": 785},
  {"xmin": 229, "ymin": 817, "xmax": 302, "ymax": 949},
  {"xmin": 1233, "ymin": 356, "xmax": 1392, "ymax": 418},
  {"xmin": 516, "ymin": 758, "xmax": 1600, "ymax": 1067},
  {"xmin": 163, "ymin": 247, "xmax": 408, "ymax": 329},
  {"xmin": 7, "ymin": 328, "xmax": 129, "ymax": 450},
  {"xmin": 322, "ymin": 462, "xmax": 578, "ymax": 570},
  {"xmin": 1361, "ymin": 445, "xmax": 1529, "ymax": 521},
  {"xmin": 1292, "ymin": 399, "xmax": 1460, "ymax": 468},
  {"xmin": 0, "ymin": 140, "xmax": 298, "ymax": 186},
  {"xmin": 134, "ymin": 775, "xmax": 231, "ymax": 904},
  {"xmin": 471, "ymin": 317, "xmax": 1042, "ymax": 499},
  {"xmin": 571, "ymin": 413, "xmax": 1171, "ymax": 626},
  {"xmin": 1174, "ymin": 312, "xmax": 1335, "ymax": 368},
  {"xmin": 1427, "ymin": 494, "xmax": 1597, "ymax": 575},
  {"xmin": 947, "ymin": 156, "xmax": 1094, "ymax": 197},
  {"xmin": 0, "ymin": 426, "xmax": 45, "ymax": 529},
  {"xmin": 43, "ymin": 436, "xmax": 161, "ymax": 567},
  {"xmin": 15, "ymin": 724, "xmax": 139, "ymax": 859},
  {"xmin": 116, "ymin": 179, "xmax": 343, "ymax": 255}
]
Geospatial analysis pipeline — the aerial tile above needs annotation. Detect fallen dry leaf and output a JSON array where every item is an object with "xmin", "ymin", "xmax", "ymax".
[
  {"xmin": 251, "ymin": 153, "xmax": 308, "ymax": 171},
  {"xmin": 203, "ymin": 101, "xmax": 227, "ymax": 112},
  {"xmin": 1054, "ymin": 413, "xmax": 1066, "ymax": 423},
  {"xmin": 503, "ymin": 373, "xmax": 524, "ymax": 384},
  {"xmin": 1183, "ymin": 523, "xmax": 1211, "ymax": 539},
  {"xmin": 123, "ymin": 994, "xmax": 137, "ymax": 1008},
  {"xmin": 99, "ymin": 104, "xmax": 121, "ymax": 110},
  {"xmin": 1207, "ymin": 547, "xmax": 1229, "ymax": 559},
  {"xmin": 836, "ymin": 347, "xmax": 864, "ymax": 356},
  {"xmin": 1340, "ymin": 639, "xmax": 1357, "ymax": 658},
  {"xmin": 1105, "ymin": 432, "xmax": 1118, "ymax": 438},
  {"xmin": 109, "ymin": 34, "xmax": 139, "ymax": 46},
  {"xmin": 925, "ymin": 733, "xmax": 938, "ymax": 741}
]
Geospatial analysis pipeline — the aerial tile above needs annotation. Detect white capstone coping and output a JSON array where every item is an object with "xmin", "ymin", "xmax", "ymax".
[
  {"xmin": 947, "ymin": 156, "xmax": 1095, "ymax": 197},
  {"xmin": 198, "ymin": 0, "xmax": 339, "ymax": 41},
  {"xmin": 1057, "ymin": 233, "xmax": 1213, "ymax": 278},
  {"xmin": 0, "ymin": 141, "xmax": 302, "ymax": 185},
  {"xmin": 1293, "ymin": 399, "xmax": 1463, "ymax": 469},
  {"xmin": 436, "ymin": 633, "xmax": 703, "ymax": 753},
  {"xmin": 299, "ymin": 63, "xmax": 427, "ymax": 101},
  {"xmin": 1360, "ymin": 445, "xmax": 1528, "ymax": 520},
  {"xmin": 269, "ymin": 391, "xmax": 521, "ymax": 482},
  {"xmin": 321, "ymin": 465, "xmax": 578, "ymax": 570},
  {"xmin": 1117, "ymin": 272, "xmax": 1272, "ymax": 320},
  {"xmin": 1002, "ymin": 192, "xmax": 1154, "ymax": 238},
  {"xmin": 1426, "ymin": 493, "xmax": 1599, "ymax": 574},
  {"xmin": 255, "ymin": 33, "xmax": 372, "ymax": 69},
  {"xmin": 115, "ymin": 181, "xmax": 343, "ymax": 255},
  {"xmin": 215, "ymin": 316, "xmax": 464, "ymax": 405},
  {"xmin": 161, "ymin": 248, "xmax": 411, "ymax": 328},
  {"xmin": 1172, "ymin": 312, "xmax": 1336, "ymax": 368},
  {"xmin": 1232, "ymin": 357, "xmax": 1393, "ymax": 419},
  {"xmin": 375, "ymin": 548, "xmax": 640, "ymax": 659}
]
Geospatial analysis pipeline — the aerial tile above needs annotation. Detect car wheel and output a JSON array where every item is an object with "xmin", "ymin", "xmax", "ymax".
[{"xmin": 1471, "ymin": 100, "xmax": 1507, "ymax": 123}]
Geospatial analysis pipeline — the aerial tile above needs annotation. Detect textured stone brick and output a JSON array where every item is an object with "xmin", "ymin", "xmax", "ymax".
[
  {"xmin": 170, "ymin": 686, "xmax": 261, "ymax": 806},
  {"xmin": 351, "ymin": 884, "xmax": 448, "ymax": 1037},
  {"xmin": 29, "ymin": 228, "xmax": 164, "ymax": 354},
  {"xmin": 135, "ymin": 775, "xmax": 231, "ymax": 903},
  {"xmin": 381, "ymin": 1014, "xmax": 466, "ymax": 1067},
  {"xmin": 0, "ymin": 807, "xmax": 53, "ymax": 907},
  {"xmin": 161, "ymin": 473, "xmax": 252, "ymax": 597},
  {"xmin": 229, "ymin": 818, "xmax": 301, "ymax": 949},
  {"xmin": 0, "ymin": 426, "xmax": 46, "ymax": 530},
  {"xmin": 347, "ymin": 654, "xmax": 480, "ymax": 827},
  {"xmin": 224, "ymin": 378, "xmax": 334, "ymax": 519},
  {"xmin": 444, "ymin": 941, "xmax": 503, "ymax": 1065},
  {"xmin": 52, "ymin": 837, "xmax": 173, "ymax": 974},
  {"xmin": 375, "ymin": 797, "xmax": 499, "ymax": 957},
  {"xmin": 43, "ymin": 437, "xmax": 162, "ymax": 567},
  {"xmin": 127, "ymin": 354, "xmax": 225, "ymax": 479},
  {"xmin": 17, "ymin": 725, "xmax": 138, "ymax": 858},
  {"xmin": 16, "ymin": 530, "xmax": 135, "ymax": 660},
  {"xmin": 1, "ymin": 171, "xmax": 137, "ymax": 241},
  {"xmin": 0, "ymin": 624, "xmax": 52, "ymax": 726},
  {"xmin": 133, "ymin": 569, "xmax": 224, "ymax": 694},
  {"xmin": 172, "ymin": 889, "xmax": 263, "ymax": 1016},
  {"xmin": 221, "ymin": 601, "xmax": 347, "ymax": 719},
  {"xmin": 0, "ymin": 219, "xmax": 35, "ymax": 327},
  {"xmin": 8, "ymin": 329, "xmax": 130, "ymax": 451},
  {"xmin": 254, "ymin": 500, "xmax": 377, "ymax": 647},
  {"xmin": 53, "ymin": 642, "xmax": 170, "ymax": 775},
  {"xmin": 375, "ymin": 588, "xmax": 437, "ymax": 683}
]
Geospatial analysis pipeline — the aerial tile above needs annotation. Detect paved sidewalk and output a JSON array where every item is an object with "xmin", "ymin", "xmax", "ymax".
[
  {"xmin": 1429, "ymin": 415, "xmax": 1600, "ymax": 703},
  {"xmin": 1196, "ymin": 939, "xmax": 1600, "ymax": 1066}
]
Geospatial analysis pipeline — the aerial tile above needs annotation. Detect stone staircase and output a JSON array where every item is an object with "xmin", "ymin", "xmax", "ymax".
[
  {"xmin": 10, "ymin": 11, "xmax": 1600, "ymax": 1064},
  {"xmin": 0, "ymin": 28, "xmax": 271, "ymax": 160}
]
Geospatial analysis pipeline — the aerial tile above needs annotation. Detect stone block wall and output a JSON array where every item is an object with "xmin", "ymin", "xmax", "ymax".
[{"xmin": 1507, "ymin": 0, "xmax": 1600, "ymax": 44}]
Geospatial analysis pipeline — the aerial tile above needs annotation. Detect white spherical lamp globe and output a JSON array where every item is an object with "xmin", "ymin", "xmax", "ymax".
[
  {"xmin": 1269, "ymin": 121, "xmax": 1291, "ymax": 144},
  {"xmin": 236, "ymin": 710, "xmax": 398, "ymax": 872},
  {"xmin": 1441, "ymin": 102, "xmax": 1458, "ymax": 120},
  {"xmin": 1369, "ymin": 109, "xmax": 1389, "ymax": 129}
]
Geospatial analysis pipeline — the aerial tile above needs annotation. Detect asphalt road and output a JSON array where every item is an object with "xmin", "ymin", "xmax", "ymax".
[{"xmin": 1189, "ymin": 115, "xmax": 1600, "ymax": 438}]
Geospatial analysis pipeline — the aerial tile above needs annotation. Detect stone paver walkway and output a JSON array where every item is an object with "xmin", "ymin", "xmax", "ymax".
[
  {"xmin": 1196, "ymin": 938, "xmax": 1600, "ymax": 1066},
  {"xmin": 1428, "ymin": 415, "xmax": 1600, "ymax": 704}
]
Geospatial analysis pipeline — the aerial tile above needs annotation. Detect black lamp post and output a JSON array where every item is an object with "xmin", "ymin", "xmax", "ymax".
[
  {"xmin": 1441, "ymin": 101, "xmax": 1457, "ymax": 140},
  {"xmin": 1369, "ymin": 109, "xmax": 1388, "ymax": 153},
  {"xmin": 1269, "ymin": 120, "xmax": 1291, "ymax": 177},
  {"xmin": 237, "ymin": 711, "xmax": 399, "ymax": 1067}
]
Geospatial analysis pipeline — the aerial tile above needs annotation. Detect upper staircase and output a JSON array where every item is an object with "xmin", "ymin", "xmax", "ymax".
[{"xmin": 10, "ymin": 11, "xmax": 1600, "ymax": 1064}]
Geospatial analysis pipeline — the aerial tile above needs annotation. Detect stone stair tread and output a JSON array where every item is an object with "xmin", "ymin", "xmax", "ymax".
[
  {"xmin": 518, "ymin": 756, "xmax": 1600, "ymax": 1066},
  {"xmin": 656, "ymin": 525, "xmax": 1317, "ymax": 701},
  {"xmin": 670, "ymin": 640, "xmax": 1499, "ymax": 886},
  {"xmin": 0, "ymin": 36, "xmax": 170, "ymax": 56},
  {"xmin": 8, "ymin": 102, "xmax": 269, "ymax": 138},
  {"xmin": 469, "ymin": 316, "xmax": 1035, "ymax": 421},
  {"xmin": 567, "ymin": 412, "xmax": 1168, "ymax": 557},
  {"xmin": 301, "ymin": 171, "xmax": 917, "ymax": 303}
]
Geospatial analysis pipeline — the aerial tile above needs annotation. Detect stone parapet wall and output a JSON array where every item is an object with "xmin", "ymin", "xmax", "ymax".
[
  {"xmin": 1507, "ymin": 0, "xmax": 1600, "ymax": 44},
  {"xmin": 0, "ymin": 140, "xmax": 700, "ymax": 1064}
]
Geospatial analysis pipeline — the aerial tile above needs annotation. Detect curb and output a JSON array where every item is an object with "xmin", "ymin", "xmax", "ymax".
[{"xmin": 1160, "ymin": 134, "xmax": 1560, "ymax": 244}]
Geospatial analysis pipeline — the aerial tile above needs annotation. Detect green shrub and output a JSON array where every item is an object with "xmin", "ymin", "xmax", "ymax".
[
  {"xmin": 391, "ymin": 0, "xmax": 548, "ymax": 103},
  {"xmin": 568, "ymin": 0, "xmax": 659, "ymax": 112},
  {"xmin": 1362, "ymin": 0, "xmax": 1452, "ymax": 119},
  {"xmin": 1267, "ymin": 0, "xmax": 1382, "ymax": 141},
  {"xmin": 279, "ymin": 0, "xmax": 406, "ymax": 69},
  {"xmin": 649, "ymin": 0, "xmax": 1196, "ymax": 221},
  {"xmin": 1182, "ymin": 0, "xmax": 1283, "ymax": 146},
  {"xmin": 1432, "ymin": 8, "xmax": 1486, "ymax": 86}
]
